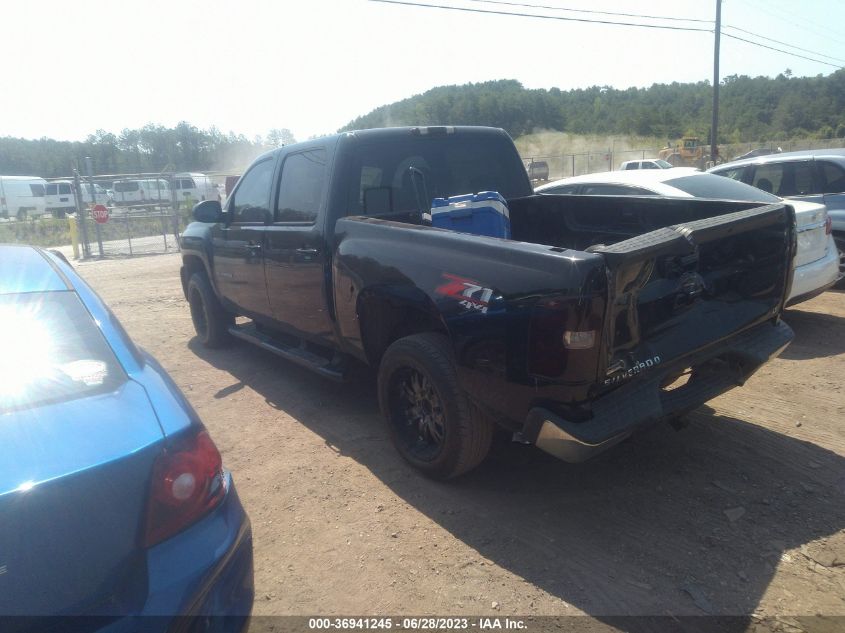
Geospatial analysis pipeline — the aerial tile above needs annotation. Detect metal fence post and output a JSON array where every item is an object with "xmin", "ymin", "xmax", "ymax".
[
  {"xmin": 94, "ymin": 220, "xmax": 104, "ymax": 258},
  {"xmin": 172, "ymin": 212, "xmax": 182, "ymax": 252},
  {"xmin": 125, "ymin": 212, "xmax": 133, "ymax": 256},
  {"xmin": 73, "ymin": 170, "xmax": 92, "ymax": 259},
  {"xmin": 159, "ymin": 206, "xmax": 168, "ymax": 251}
]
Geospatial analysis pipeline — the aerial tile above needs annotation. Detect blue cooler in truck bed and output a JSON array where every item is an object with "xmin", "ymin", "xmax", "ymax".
[{"xmin": 430, "ymin": 191, "xmax": 511, "ymax": 239}]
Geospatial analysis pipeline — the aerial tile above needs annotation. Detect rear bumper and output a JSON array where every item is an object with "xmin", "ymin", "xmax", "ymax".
[
  {"xmin": 90, "ymin": 474, "xmax": 254, "ymax": 633},
  {"xmin": 142, "ymin": 473, "xmax": 254, "ymax": 622},
  {"xmin": 787, "ymin": 239, "xmax": 840, "ymax": 304},
  {"xmin": 70, "ymin": 473, "xmax": 255, "ymax": 633},
  {"xmin": 522, "ymin": 320, "xmax": 794, "ymax": 463}
]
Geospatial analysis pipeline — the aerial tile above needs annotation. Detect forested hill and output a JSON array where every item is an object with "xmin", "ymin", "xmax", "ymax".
[{"xmin": 340, "ymin": 72, "xmax": 845, "ymax": 142}]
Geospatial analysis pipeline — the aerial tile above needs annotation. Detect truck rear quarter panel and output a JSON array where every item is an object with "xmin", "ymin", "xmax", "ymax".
[{"xmin": 333, "ymin": 217, "xmax": 608, "ymax": 424}]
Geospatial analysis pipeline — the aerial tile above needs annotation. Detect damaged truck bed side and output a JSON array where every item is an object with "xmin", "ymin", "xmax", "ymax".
[{"xmin": 181, "ymin": 126, "xmax": 795, "ymax": 479}]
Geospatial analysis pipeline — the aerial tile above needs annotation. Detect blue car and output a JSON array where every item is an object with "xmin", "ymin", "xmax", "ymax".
[{"xmin": 0, "ymin": 245, "xmax": 253, "ymax": 631}]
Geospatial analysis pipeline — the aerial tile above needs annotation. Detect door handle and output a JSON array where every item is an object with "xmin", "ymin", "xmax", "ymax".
[{"xmin": 295, "ymin": 247, "xmax": 318, "ymax": 262}]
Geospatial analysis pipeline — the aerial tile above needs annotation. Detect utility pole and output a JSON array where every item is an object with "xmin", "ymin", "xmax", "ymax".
[{"xmin": 711, "ymin": 0, "xmax": 722, "ymax": 164}]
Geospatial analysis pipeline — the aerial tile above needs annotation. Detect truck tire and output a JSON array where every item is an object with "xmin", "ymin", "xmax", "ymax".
[
  {"xmin": 187, "ymin": 272, "xmax": 233, "ymax": 348},
  {"xmin": 377, "ymin": 333, "xmax": 493, "ymax": 479}
]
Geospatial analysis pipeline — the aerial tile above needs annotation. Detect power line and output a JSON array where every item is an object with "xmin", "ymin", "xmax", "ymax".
[
  {"xmin": 747, "ymin": 0, "xmax": 845, "ymax": 39},
  {"xmin": 368, "ymin": 0, "xmax": 714, "ymax": 31},
  {"xmin": 742, "ymin": 0, "xmax": 845, "ymax": 45},
  {"xmin": 723, "ymin": 24, "xmax": 845, "ymax": 64},
  {"xmin": 462, "ymin": 0, "xmax": 712, "ymax": 24},
  {"xmin": 721, "ymin": 32, "xmax": 843, "ymax": 68}
]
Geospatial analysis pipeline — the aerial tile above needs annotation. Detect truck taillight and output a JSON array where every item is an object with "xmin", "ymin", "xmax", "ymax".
[
  {"xmin": 563, "ymin": 330, "xmax": 596, "ymax": 349},
  {"xmin": 825, "ymin": 216, "xmax": 832, "ymax": 235},
  {"xmin": 144, "ymin": 427, "xmax": 227, "ymax": 547},
  {"xmin": 528, "ymin": 296, "xmax": 603, "ymax": 379}
]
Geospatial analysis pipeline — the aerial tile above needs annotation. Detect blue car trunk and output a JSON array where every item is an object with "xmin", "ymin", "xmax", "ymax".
[{"xmin": 0, "ymin": 380, "xmax": 164, "ymax": 617}]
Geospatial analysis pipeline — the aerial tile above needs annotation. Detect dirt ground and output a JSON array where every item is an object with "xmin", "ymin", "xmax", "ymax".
[{"xmin": 73, "ymin": 253, "xmax": 845, "ymax": 628}]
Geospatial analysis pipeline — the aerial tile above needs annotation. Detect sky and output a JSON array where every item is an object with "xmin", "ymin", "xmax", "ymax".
[{"xmin": 1, "ymin": 0, "xmax": 843, "ymax": 143}]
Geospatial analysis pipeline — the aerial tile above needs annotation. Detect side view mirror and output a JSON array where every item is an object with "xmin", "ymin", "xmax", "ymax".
[{"xmin": 193, "ymin": 199, "xmax": 223, "ymax": 223}]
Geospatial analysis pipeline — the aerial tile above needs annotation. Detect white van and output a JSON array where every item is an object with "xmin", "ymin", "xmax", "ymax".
[
  {"xmin": 0, "ymin": 176, "xmax": 48, "ymax": 219},
  {"xmin": 44, "ymin": 181, "xmax": 76, "ymax": 217},
  {"xmin": 172, "ymin": 172, "xmax": 219, "ymax": 208},
  {"xmin": 112, "ymin": 178, "xmax": 171, "ymax": 207},
  {"xmin": 78, "ymin": 182, "xmax": 110, "ymax": 205},
  {"xmin": 45, "ymin": 180, "xmax": 111, "ymax": 217}
]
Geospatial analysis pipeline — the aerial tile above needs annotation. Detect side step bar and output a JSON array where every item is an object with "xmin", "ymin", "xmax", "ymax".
[{"xmin": 228, "ymin": 322, "xmax": 347, "ymax": 382}]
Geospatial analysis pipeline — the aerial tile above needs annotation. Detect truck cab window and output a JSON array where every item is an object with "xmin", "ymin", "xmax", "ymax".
[
  {"xmin": 231, "ymin": 158, "xmax": 274, "ymax": 223},
  {"xmin": 276, "ymin": 149, "xmax": 327, "ymax": 223}
]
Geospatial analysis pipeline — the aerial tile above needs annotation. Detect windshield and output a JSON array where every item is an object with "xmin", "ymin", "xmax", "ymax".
[
  {"xmin": 655, "ymin": 159, "xmax": 673, "ymax": 168},
  {"xmin": 114, "ymin": 181, "xmax": 139, "ymax": 192},
  {"xmin": 665, "ymin": 173, "xmax": 781, "ymax": 202},
  {"xmin": 343, "ymin": 133, "xmax": 531, "ymax": 215},
  {"xmin": 29, "ymin": 184, "xmax": 45, "ymax": 197},
  {"xmin": 0, "ymin": 292, "xmax": 126, "ymax": 412}
]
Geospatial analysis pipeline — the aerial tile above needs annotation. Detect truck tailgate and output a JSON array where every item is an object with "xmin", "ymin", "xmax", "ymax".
[{"xmin": 595, "ymin": 203, "xmax": 794, "ymax": 390}]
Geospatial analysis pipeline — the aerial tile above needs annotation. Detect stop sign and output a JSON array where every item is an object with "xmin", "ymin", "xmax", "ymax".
[{"xmin": 92, "ymin": 204, "xmax": 109, "ymax": 224}]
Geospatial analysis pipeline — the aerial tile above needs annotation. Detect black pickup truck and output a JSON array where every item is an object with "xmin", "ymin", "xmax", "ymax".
[{"xmin": 181, "ymin": 126, "xmax": 795, "ymax": 479}]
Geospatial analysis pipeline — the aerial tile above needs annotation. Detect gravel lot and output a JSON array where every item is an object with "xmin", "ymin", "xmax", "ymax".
[{"xmin": 73, "ymin": 253, "xmax": 845, "ymax": 629}]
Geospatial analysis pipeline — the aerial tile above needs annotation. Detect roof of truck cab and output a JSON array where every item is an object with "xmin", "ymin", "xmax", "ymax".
[
  {"xmin": 339, "ymin": 125, "xmax": 509, "ymax": 140},
  {"xmin": 251, "ymin": 126, "xmax": 512, "ymax": 165},
  {"xmin": 0, "ymin": 245, "xmax": 69, "ymax": 295}
]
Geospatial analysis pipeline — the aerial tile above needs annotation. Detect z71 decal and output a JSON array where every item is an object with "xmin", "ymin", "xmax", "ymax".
[{"xmin": 435, "ymin": 273, "xmax": 495, "ymax": 314}]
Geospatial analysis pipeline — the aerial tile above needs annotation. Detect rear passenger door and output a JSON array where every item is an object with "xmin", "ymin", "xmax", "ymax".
[
  {"xmin": 264, "ymin": 148, "xmax": 333, "ymax": 342},
  {"xmin": 211, "ymin": 157, "xmax": 276, "ymax": 317},
  {"xmin": 750, "ymin": 160, "xmax": 818, "ymax": 202}
]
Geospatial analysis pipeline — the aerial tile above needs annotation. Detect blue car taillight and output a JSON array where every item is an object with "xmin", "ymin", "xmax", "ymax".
[{"xmin": 144, "ymin": 427, "xmax": 227, "ymax": 547}]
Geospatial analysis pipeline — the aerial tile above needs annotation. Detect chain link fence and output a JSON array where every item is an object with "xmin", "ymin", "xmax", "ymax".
[{"xmin": 0, "ymin": 170, "xmax": 240, "ymax": 260}]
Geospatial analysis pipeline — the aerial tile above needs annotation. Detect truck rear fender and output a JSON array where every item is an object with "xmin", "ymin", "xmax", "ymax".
[{"xmin": 356, "ymin": 287, "xmax": 449, "ymax": 367}]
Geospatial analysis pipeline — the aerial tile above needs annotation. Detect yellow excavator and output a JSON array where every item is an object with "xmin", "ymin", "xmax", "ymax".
[{"xmin": 658, "ymin": 137, "xmax": 710, "ymax": 169}]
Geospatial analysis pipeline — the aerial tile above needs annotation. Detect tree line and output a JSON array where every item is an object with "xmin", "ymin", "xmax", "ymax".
[
  {"xmin": 0, "ymin": 123, "xmax": 296, "ymax": 178},
  {"xmin": 341, "ymin": 71, "xmax": 845, "ymax": 143},
  {"xmin": 4, "ymin": 70, "xmax": 845, "ymax": 178}
]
